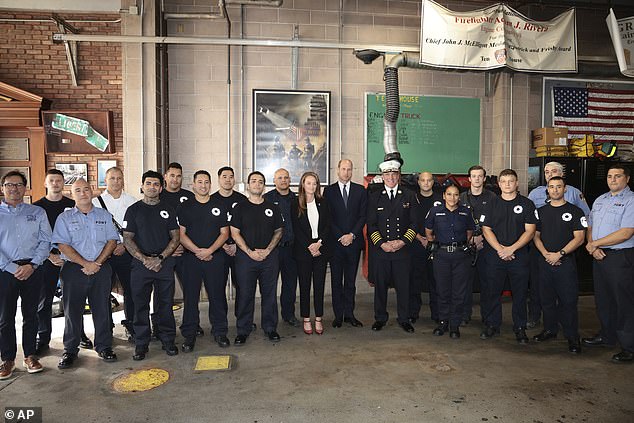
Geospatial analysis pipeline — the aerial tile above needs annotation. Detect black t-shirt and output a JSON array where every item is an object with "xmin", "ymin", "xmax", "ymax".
[
  {"xmin": 160, "ymin": 188, "xmax": 193, "ymax": 212},
  {"xmin": 123, "ymin": 201, "xmax": 179, "ymax": 255},
  {"xmin": 537, "ymin": 202, "xmax": 586, "ymax": 252},
  {"xmin": 415, "ymin": 191, "xmax": 443, "ymax": 231},
  {"xmin": 210, "ymin": 191, "xmax": 248, "ymax": 244},
  {"xmin": 178, "ymin": 197, "xmax": 228, "ymax": 248},
  {"xmin": 460, "ymin": 189, "xmax": 497, "ymax": 226},
  {"xmin": 34, "ymin": 196, "xmax": 76, "ymax": 229},
  {"xmin": 481, "ymin": 194, "xmax": 538, "ymax": 247},
  {"xmin": 231, "ymin": 199, "xmax": 283, "ymax": 250}
]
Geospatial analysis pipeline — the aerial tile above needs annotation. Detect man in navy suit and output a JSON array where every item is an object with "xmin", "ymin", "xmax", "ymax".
[{"xmin": 324, "ymin": 159, "xmax": 367, "ymax": 328}]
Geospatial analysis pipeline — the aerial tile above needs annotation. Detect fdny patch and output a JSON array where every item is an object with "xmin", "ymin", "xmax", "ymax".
[
  {"xmin": 434, "ymin": 201, "xmax": 442, "ymax": 207},
  {"xmin": 212, "ymin": 207, "xmax": 221, "ymax": 216},
  {"xmin": 265, "ymin": 208, "xmax": 273, "ymax": 217},
  {"xmin": 580, "ymin": 216, "xmax": 588, "ymax": 228},
  {"xmin": 561, "ymin": 213, "xmax": 572, "ymax": 222},
  {"xmin": 180, "ymin": 196, "xmax": 188, "ymax": 203},
  {"xmin": 534, "ymin": 209, "xmax": 539, "ymax": 220},
  {"xmin": 160, "ymin": 210, "xmax": 170, "ymax": 219},
  {"xmin": 479, "ymin": 214, "xmax": 485, "ymax": 223},
  {"xmin": 26, "ymin": 215, "xmax": 36, "ymax": 222},
  {"xmin": 513, "ymin": 205, "xmax": 523, "ymax": 214}
]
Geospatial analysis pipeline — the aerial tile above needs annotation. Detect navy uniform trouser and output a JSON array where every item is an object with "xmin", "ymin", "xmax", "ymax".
[
  {"xmin": 221, "ymin": 249, "xmax": 239, "ymax": 317},
  {"xmin": 37, "ymin": 259, "xmax": 61, "ymax": 345},
  {"xmin": 234, "ymin": 249, "xmax": 279, "ymax": 336},
  {"xmin": 61, "ymin": 262, "xmax": 112, "ymax": 354},
  {"xmin": 108, "ymin": 251, "xmax": 134, "ymax": 328},
  {"xmin": 527, "ymin": 243, "xmax": 542, "ymax": 323},
  {"xmin": 277, "ymin": 244, "xmax": 298, "ymax": 321},
  {"xmin": 409, "ymin": 244, "xmax": 438, "ymax": 321},
  {"xmin": 0, "ymin": 268, "xmax": 42, "ymax": 361},
  {"xmin": 330, "ymin": 244, "xmax": 361, "ymax": 320},
  {"xmin": 538, "ymin": 257, "xmax": 579, "ymax": 339},
  {"xmin": 483, "ymin": 249, "xmax": 529, "ymax": 330},
  {"xmin": 375, "ymin": 255, "xmax": 410, "ymax": 324},
  {"xmin": 152, "ymin": 254, "xmax": 184, "ymax": 329},
  {"xmin": 433, "ymin": 249, "xmax": 471, "ymax": 328},
  {"xmin": 297, "ymin": 254, "xmax": 327, "ymax": 318},
  {"xmin": 131, "ymin": 257, "xmax": 176, "ymax": 347},
  {"xmin": 180, "ymin": 252, "xmax": 227, "ymax": 338},
  {"xmin": 593, "ymin": 248, "xmax": 634, "ymax": 352}
]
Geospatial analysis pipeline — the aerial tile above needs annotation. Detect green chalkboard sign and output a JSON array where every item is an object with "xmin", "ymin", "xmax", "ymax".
[{"xmin": 365, "ymin": 93, "xmax": 480, "ymax": 174}]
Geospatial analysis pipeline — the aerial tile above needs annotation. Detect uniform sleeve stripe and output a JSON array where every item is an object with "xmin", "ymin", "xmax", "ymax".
[
  {"xmin": 404, "ymin": 229, "xmax": 416, "ymax": 241},
  {"xmin": 370, "ymin": 231, "xmax": 382, "ymax": 244}
]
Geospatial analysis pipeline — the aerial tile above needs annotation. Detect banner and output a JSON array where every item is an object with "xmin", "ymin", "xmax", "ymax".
[
  {"xmin": 420, "ymin": 0, "xmax": 577, "ymax": 72},
  {"xmin": 607, "ymin": 9, "xmax": 634, "ymax": 78}
]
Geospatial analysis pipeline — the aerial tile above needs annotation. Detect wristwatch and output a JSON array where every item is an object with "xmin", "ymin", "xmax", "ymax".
[
  {"xmin": 559, "ymin": 249, "xmax": 566, "ymax": 256},
  {"xmin": 158, "ymin": 254, "xmax": 165, "ymax": 261}
]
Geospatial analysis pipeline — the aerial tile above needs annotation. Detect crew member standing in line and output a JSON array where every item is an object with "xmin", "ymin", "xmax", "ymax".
[
  {"xmin": 178, "ymin": 170, "xmax": 229, "ymax": 352},
  {"xmin": 367, "ymin": 160, "xmax": 418, "ymax": 333},
  {"xmin": 410, "ymin": 171, "xmax": 442, "ymax": 324},
  {"xmin": 584, "ymin": 165, "xmax": 634, "ymax": 363},
  {"xmin": 211, "ymin": 166, "xmax": 247, "ymax": 319},
  {"xmin": 159, "ymin": 162, "xmax": 197, "ymax": 335},
  {"xmin": 123, "ymin": 171, "xmax": 181, "ymax": 361},
  {"xmin": 459, "ymin": 165, "xmax": 497, "ymax": 325},
  {"xmin": 230, "ymin": 171, "xmax": 284, "ymax": 345},
  {"xmin": 33, "ymin": 169, "xmax": 75, "ymax": 355},
  {"xmin": 532, "ymin": 176, "xmax": 586, "ymax": 354},
  {"xmin": 291, "ymin": 172, "xmax": 331, "ymax": 336},
  {"xmin": 92, "ymin": 167, "xmax": 138, "ymax": 342},
  {"xmin": 480, "ymin": 169, "xmax": 537, "ymax": 344},
  {"xmin": 323, "ymin": 159, "xmax": 367, "ymax": 328},
  {"xmin": 0, "ymin": 170, "xmax": 51, "ymax": 380},
  {"xmin": 527, "ymin": 161, "xmax": 590, "ymax": 328},
  {"xmin": 55, "ymin": 179, "xmax": 119, "ymax": 369},
  {"xmin": 264, "ymin": 168, "xmax": 299, "ymax": 327},
  {"xmin": 425, "ymin": 184, "xmax": 474, "ymax": 338}
]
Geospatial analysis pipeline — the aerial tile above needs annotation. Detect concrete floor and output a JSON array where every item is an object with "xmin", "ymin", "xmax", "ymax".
[{"xmin": 1, "ymin": 292, "xmax": 632, "ymax": 423}]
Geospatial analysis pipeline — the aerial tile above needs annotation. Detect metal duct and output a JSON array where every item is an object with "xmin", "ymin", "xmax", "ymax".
[
  {"xmin": 226, "ymin": 0, "xmax": 283, "ymax": 6},
  {"xmin": 382, "ymin": 52, "xmax": 426, "ymax": 166}
]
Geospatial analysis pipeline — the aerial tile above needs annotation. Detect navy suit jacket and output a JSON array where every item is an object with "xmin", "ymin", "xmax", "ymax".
[{"xmin": 323, "ymin": 181, "xmax": 367, "ymax": 251}]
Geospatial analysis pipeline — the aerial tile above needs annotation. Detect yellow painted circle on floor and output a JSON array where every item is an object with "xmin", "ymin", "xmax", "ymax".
[{"xmin": 112, "ymin": 368, "xmax": 169, "ymax": 393}]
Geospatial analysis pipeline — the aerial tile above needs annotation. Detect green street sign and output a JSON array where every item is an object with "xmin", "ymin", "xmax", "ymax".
[{"xmin": 52, "ymin": 113, "xmax": 110, "ymax": 152}]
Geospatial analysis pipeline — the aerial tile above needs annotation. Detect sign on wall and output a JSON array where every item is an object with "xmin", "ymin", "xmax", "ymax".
[
  {"xmin": 607, "ymin": 9, "xmax": 634, "ymax": 78},
  {"xmin": 419, "ymin": 0, "xmax": 577, "ymax": 73}
]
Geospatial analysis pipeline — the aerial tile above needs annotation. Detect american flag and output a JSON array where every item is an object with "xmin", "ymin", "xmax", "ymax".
[{"xmin": 552, "ymin": 86, "xmax": 634, "ymax": 145}]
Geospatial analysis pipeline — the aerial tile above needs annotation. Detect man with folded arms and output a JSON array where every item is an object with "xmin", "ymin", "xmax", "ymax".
[
  {"xmin": 55, "ymin": 179, "xmax": 119, "ymax": 369},
  {"xmin": 0, "ymin": 170, "xmax": 51, "ymax": 379}
]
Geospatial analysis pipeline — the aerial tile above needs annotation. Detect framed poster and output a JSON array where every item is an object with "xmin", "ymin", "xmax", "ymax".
[
  {"xmin": 253, "ymin": 89, "xmax": 330, "ymax": 186},
  {"xmin": 97, "ymin": 160, "xmax": 117, "ymax": 188},
  {"xmin": 55, "ymin": 163, "xmax": 88, "ymax": 186},
  {"xmin": 0, "ymin": 166, "xmax": 31, "ymax": 189},
  {"xmin": 42, "ymin": 111, "xmax": 115, "ymax": 154},
  {"xmin": 0, "ymin": 138, "xmax": 30, "ymax": 160}
]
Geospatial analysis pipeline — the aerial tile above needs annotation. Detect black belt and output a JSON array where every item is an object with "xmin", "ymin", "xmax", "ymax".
[
  {"xmin": 439, "ymin": 242, "xmax": 467, "ymax": 252},
  {"xmin": 13, "ymin": 258, "xmax": 33, "ymax": 266},
  {"xmin": 143, "ymin": 253, "xmax": 162, "ymax": 258}
]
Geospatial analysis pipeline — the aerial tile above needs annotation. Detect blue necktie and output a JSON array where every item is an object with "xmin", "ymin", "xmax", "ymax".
[{"xmin": 342, "ymin": 184, "xmax": 348, "ymax": 208}]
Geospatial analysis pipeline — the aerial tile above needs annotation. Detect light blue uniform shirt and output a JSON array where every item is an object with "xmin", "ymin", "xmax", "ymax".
[
  {"xmin": 528, "ymin": 184, "xmax": 590, "ymax": 216},
  {"xmin": 0, "ymin": 201, "xmax": 52, "ymax": 274},
  {"xmin": 588, "ymin": 186, "xmax": 634, "ymax": 250},
  {"xmin": 52, "ymin": 206, "xmax": 120, "ymax": 262}
]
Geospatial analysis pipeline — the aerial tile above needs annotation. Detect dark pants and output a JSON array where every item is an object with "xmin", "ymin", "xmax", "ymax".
[
  {"xmin": 433, "ymin": 249, "xmax": 471, "ymax": 329},
  {"xmin": 277, "ymin": 244, "xmax": 298, "ymax": 321},
  {"xmin": 152, "ymin": 254, "xmax": 184, "ymax": 329},
  {"xmin": 330, "ymin": 245, "xmax": 361, "ymax": 320},
  {"xmin": 131, "ymin": 257, "xmax": 176, "ymax": 348},
  {"xmin": 234, "ymin": 249, "xmax": 279, "ymax": 336},
  {"xmin": 181, "ymin": 252, "xmax": 227, "ymax": 338},
  {"xmin": 484, "ymin": 249, "xmax": 529, "ymax": 330},
  {"xmin": 593, "ymin": 248, "xmax": 634, "ymax": 352},
  {"xmin": 374, "ymin": 256, "xmax": 410, "ymax": 324},
  {"xmin": 0, "ymin": 268, "xmax": 42, "ymax": 361},
  {"xmin": 409, "ymin": 244, "xmax": 438, "ymax": 320},
  {"xmin": 538, "ymin": 257, "xmax": 579, "ymax": 339},
  {"xmin": 297, "ymin": 254, "xmax": 327, "ymax": 318},
  {"xmin": 61, "ymin": 262, "xmax": 113, "ymax": 354},
  {"xmin": 109, "ymin": 251, "xmax": 133, "ymax": 329},
  {"xmin": 527, "ymin": 244, "xmax": 542, "ymax": 323},
  {"xmin": 464, "ymin": 247, "xmax": 488, "ymax": 321},
  {"xmin": 37, "ymin": 259, "xmax": 61, "ymax": 345},
  {"xmin": 222, "ymin": 249, "xmax": 239, "ymax": 317}
]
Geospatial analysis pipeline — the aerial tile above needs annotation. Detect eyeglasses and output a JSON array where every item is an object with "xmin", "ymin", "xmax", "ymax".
[{"xmin": 2, "ymin": 183, "xmax": 25, "ymax": 189}]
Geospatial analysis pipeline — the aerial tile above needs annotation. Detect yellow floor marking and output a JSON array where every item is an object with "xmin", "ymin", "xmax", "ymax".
[
  {"xmin": 112, "ymin": 368, "xmax": 169, "ymax": 392},
  {"xmin": 195, "ymin": 355, "xmax": 232, "ymax": 371}
]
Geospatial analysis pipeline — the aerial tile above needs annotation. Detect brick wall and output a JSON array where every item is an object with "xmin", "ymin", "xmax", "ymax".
[{"xmin": 0, "ymin": 12, "xmax": 122, "ymax": 195}]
